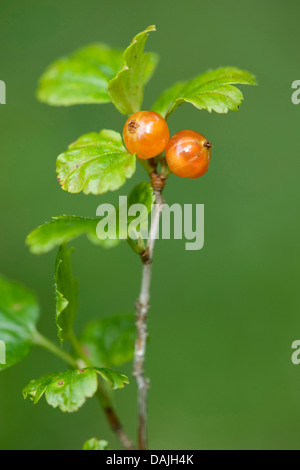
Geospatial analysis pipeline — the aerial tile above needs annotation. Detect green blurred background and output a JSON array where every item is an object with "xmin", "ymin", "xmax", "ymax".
[{"xmin": 1, "ymin": 0, "xmax": 300, "ymax": 450}]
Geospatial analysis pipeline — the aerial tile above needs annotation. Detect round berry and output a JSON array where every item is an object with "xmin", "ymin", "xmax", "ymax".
[
  {"xmin": 165, "ymin": 130, "xmax": 212, "ymax": 178},
  {"xmin": 123, "ymin": 111, "xmax": 169, "ymax": 159}
]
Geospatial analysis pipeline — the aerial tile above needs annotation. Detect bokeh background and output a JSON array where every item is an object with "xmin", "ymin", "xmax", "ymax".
[{"xmin": 1, "ymin": 0, "xmax": 300, "ymax": 450}]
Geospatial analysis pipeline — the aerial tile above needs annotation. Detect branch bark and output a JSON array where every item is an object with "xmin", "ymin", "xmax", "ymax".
[{"xmin": 133, "ymin": 187, "xmax": 164, "ymax": 450}]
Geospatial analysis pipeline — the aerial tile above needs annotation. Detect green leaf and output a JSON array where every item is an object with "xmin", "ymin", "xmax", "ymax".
[
  {"xmin": 83, "ymin": 438, "xmax": 109, "ymax": 450},
  {"xmin": 127, "ymin": 181, "xmax": 155, "ymax": 211},
  {"xmin": 55, "ymin": 245, "xmax": 78, "ymax": 344},
  {"xmin": 37, "ymin": 44, "xmax": 123, "ymax": 106},
  {"xmin": 0, "ymin": 276, "xmax": 40, "ymax": 371},
  {"xmin": 152, "ymin": 66, "xmax": 257, "ymax": 118},
  {"xmin": 26, "ymin": 215, "xmax": 118, "ymax": 255},
  {"xmin": 57, "ymin": 129, "xmax": 136, "ymax": 195},
  {"xmin": 26, "ymin": 183, "xmax": 154, "ymax": 255},
  {"xmin": 115, "ymin": 181, "xmax": 155, "ymax": 240},
  {"xmin": 80, "ymin": 314, "xmax": 136, "ymax": 368},
  {"xmin": 23, "ymin": 369, "xmax": 97, "ymax": 412},
  {"xmin": 108, "ymin": 25, "xmax": 158, "ymax": 114},
  {"xmin": 23, "ymin": 368, "xmax": 128, "ymax": 413}
]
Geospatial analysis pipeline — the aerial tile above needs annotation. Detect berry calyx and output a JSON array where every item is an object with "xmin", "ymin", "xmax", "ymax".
[
  {"xmin": 165, "ymin": 130, "xmax": 212, "ymax": 178},
  {"xmin": 123, "ymin": 111, "xmax": 169, "ymax": 160}
]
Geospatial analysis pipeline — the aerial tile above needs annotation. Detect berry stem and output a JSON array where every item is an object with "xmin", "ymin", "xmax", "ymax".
[{"xmin": 133, "ymin": 182, "xmax": 165, "ymax": 450}]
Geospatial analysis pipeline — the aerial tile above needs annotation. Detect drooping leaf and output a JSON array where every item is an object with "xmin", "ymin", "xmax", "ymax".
[
  {"xmin": 26, "ymin": 182, "xmax": 154, "ymax": 255},
  {"xmin": 152, "ymin": 67, "xmax": 257, "ymax": 118},
  {"xmin": 23, "ymin": 367, "xmax": 128, "ymax": 413},
  {"xmin": 108, "ymin": 25, "xmax": 158, "ymax": 114},
  {"xmin": 80, "ymin": 314, "xmax": 136, "ymax": 368},
  {"xmin": 26, "ymin": 215, "xmax": 118, "ymax": 255},
  {"xmin": 55, "ymin": 245, "xmax": 78, "ymax": 344},
  {"xmin": 37, "ymin": 44, "xmax": 123, "ymax": 106},
  {"xmin": 0, "ymin": 276, "xmax": 40, "ymax": 371},
  {"xmin": 56, "ymin": 129, "xmax": 136, "ymax": 195},
  {"xmin": 83, "ymin": 438, "xmax": 109, "ymax": 450}
]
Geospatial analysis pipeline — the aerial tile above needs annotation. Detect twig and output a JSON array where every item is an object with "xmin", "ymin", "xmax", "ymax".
[{"xmin": 133, "ymin": 180, "xmax": 165, "ymax": 450}]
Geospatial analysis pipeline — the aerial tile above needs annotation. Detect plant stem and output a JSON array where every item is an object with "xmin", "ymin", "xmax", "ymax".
[
  {"xmin": 34, "ymin": 332, "xmax": 78, "ymax": 368},
  {"xmin": 35, "ymin": 331, "xmax": 135, "ymax": 450},
  {"xmin": 133, "ymin": 187, "xmax": 164, "ymax": 450}
]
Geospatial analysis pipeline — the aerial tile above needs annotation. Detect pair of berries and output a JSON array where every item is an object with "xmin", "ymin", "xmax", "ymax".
[{"xmin": 123, "ymin": 111, "xmax": 212, "ymax": 179}]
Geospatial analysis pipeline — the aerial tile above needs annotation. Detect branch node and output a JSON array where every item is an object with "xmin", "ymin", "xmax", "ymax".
[
  {"xmin": 150, "ymin": 171, "xmax": 166, "ymax": 192},
  {"xmin": 140, "ymin": 247, "xmax": 151, "ymax": 264}
]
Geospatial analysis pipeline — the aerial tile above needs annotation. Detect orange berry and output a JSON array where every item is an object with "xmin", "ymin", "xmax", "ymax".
[
  {"xmin": 165, "ymin": 130, "xmax": 212, "ymax": 178},
  {"xmin": 123, "ymin": 111, "xmax": 169, "ymax": 159}
]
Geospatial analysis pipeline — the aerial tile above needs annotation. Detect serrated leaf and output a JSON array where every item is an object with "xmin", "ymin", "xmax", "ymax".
[
  {"xmin": 0, "ymin": 276, "xmax": 40, "ymax": 371},
  {"xmin": 56, "ymin": 129, "xmax": 136, "ymax": 195},
  {"xmin": 94, "ymin": 367, "xmax": 129, "ymax": 390},
  {"xmin": 26, "ymin": 183, "xmax": 154, "ymax": 255},
  {"xmin": 55, "ymin": 245, "xmax": 78, "ymax": 344},
  {"xmin": 80, "ymin": 314, "xmax": 136, "ymax": 368},
  {"xmin": 22, "ymin": 372, "xmax": 57, "ymax": 404},
  {"xmin": 127, "ymin": 181, "xmax": 155, "ymax": 210},
  {"xmin": 23, "ymin": 367, "xmax": 128, "ymax": 412},
  {"xmin": 153, "ymin": 66, "xmax": 257, "ymax": 118},
  {"xmin": 83, "ymin": 438, "xmax": 109, "ymax": 450},
  {"xmin": 37, "ymin": 44, "xmax": 123, "ymax": 106},
  {"xmin": 26, "ymin": 215, "xmax": 118, "ymax": 255},
  {"xmin": 23, "ymin": 369, "xmax": 98, "ymax": 412},
  {"xmin": 108, "ymin": 25, "xmax": 158, "ymax": 114}
]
